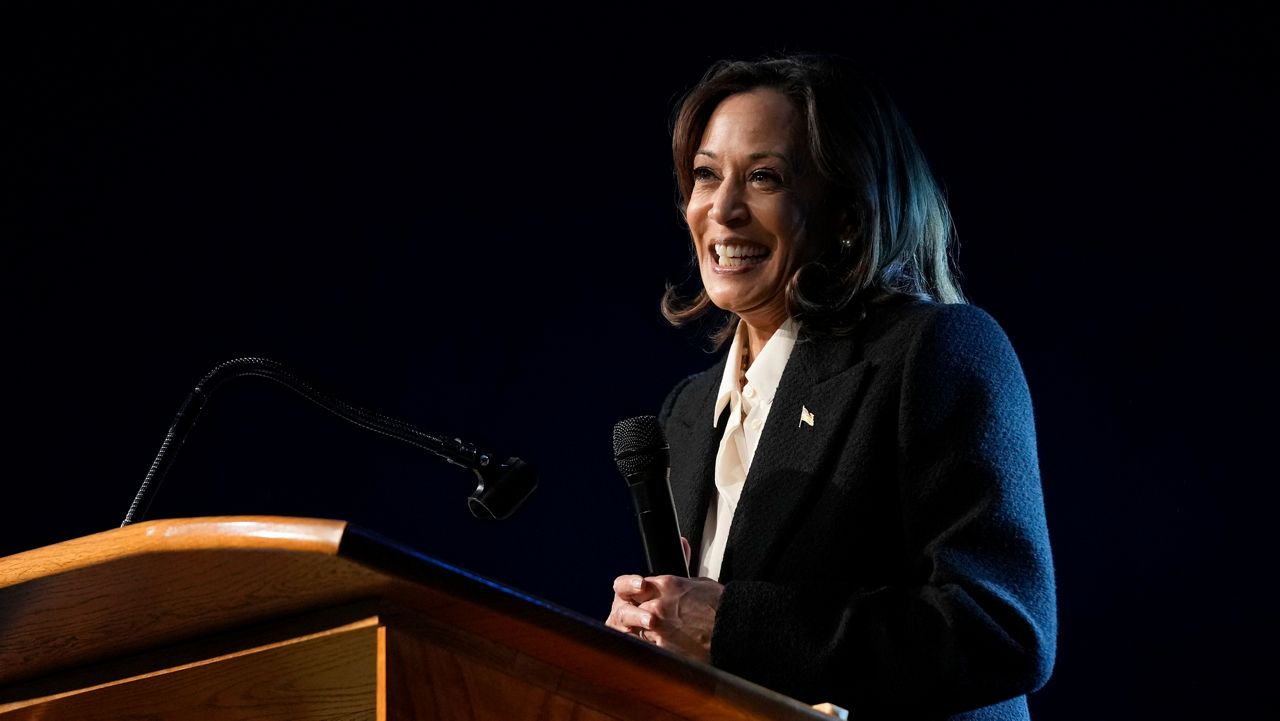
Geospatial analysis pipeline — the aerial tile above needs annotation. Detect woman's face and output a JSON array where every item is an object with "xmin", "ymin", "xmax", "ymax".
[{"xmin": 686, "ymin": 88, "xmax": 819, "ymax": 330}]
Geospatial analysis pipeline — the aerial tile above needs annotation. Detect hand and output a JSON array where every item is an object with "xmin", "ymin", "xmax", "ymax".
[{"xmin": 605, "ymin": 538, "xmax": 725, "ymax": 662}]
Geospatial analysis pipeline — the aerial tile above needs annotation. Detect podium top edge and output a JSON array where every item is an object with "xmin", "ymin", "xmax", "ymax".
[{"xmin": 0, "ymin": 516, "xmax": 348, "ymax": 587}]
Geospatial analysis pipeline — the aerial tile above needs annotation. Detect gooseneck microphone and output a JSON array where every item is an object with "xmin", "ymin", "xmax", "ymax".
[
  {"xmin": 612, "ymin": 415, "xmax": 688, "ymax": 577},
  {"xmin": 120, "ymin": 357, "xmax": 537, "ymax": 527}
]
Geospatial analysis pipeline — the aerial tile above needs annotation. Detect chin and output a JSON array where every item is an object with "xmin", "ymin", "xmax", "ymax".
[{"xmin": 703, "ymin": 279, "xmax": 778, "ymax": 316}]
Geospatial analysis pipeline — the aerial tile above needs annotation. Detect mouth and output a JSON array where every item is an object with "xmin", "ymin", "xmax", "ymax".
[{"xmin": 711, "ymin": 242, "xmax": 770, "ymax": 269}]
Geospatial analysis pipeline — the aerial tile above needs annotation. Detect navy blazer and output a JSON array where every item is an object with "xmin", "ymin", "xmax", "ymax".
[{"xmin": 659, "ymin": 300, "xmax": 1056, "ymax": 720}]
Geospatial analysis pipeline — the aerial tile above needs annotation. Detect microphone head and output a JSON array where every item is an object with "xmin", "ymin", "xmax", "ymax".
[
  {"xmin": 612, "ymin": 415, "xmax": 668, "ymax": 476},
  {"xmin": 467, "ymin": 457, "xmax": 537, "ymax": 520}
]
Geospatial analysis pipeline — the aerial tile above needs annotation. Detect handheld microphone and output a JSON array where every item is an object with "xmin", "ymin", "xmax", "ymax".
[{"xmin": 612, "ymin": 415, "xmax": 688, "ymax": 577}]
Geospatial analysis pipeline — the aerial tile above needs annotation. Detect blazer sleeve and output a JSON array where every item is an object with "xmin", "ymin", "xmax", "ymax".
[{"xmin": 708, "ymin": 305, "xmax": 1057, "ymax": 716}]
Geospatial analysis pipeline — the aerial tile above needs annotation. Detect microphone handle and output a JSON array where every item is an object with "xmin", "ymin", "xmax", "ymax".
[{"xmin": 625, "ymin": 469, "xmax": 688, "ymax": 577}]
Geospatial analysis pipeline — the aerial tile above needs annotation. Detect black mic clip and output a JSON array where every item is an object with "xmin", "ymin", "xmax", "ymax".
[
  {"xmin": 466, "ymin": 454, "xmax": 537, "ymax": 521},
  {"xmin": 422, "ymin": 435, "xmax": 537, "ymax": 520}
]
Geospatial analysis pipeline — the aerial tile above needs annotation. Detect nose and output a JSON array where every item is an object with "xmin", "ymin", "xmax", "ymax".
[{"xmin": 708, "ymin": 177, "xmax": 749, "ymax": 227}]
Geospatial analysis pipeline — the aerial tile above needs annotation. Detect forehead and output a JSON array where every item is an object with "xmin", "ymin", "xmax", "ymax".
[{"xmin": 699, "ymin": 88, "xmax": 802, "ymax": 153}]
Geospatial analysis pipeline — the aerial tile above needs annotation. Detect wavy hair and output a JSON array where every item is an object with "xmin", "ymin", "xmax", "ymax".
[{"xmin": 660, "ymin": 53, "xmax": 965, "ymax": 347}]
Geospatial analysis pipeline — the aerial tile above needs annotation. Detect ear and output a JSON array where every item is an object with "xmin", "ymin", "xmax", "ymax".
[
  {"xmin": 815, "ymin": 206, "xmax": 855, "ymax": 258},
  {"xmin": 835, "ymin": 203, "xmax": 861, "ymax": 240}
]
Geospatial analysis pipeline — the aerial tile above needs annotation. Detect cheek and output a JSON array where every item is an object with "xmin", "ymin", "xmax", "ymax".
[
  {"xmin": 685, "ymin": 198, "xmax": 709, "ymax": 233},
  {"xmin": 686, "ymin": 213, "xmax": 711, "ymax": 266},
  {"xmin": 775, "ymin": 204, "xmax": 811, "ymax": 262}
]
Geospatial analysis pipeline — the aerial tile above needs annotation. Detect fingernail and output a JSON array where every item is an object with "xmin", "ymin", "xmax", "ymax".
[
  {"xmin": 640, "ymin": 613, "xmax": 651, "ymax": 627},
  {"xmin": 631, "ymin": 578, "xmax": 643, "ymax": 590}
]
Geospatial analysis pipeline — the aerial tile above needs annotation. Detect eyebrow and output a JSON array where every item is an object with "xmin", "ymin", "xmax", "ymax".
[{"xmin": 696, "ymin": 150, "xmax": 792, "ymax": 164}]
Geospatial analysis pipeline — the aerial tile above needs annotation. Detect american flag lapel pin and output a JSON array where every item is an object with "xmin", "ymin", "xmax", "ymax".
[{"xmin": 799, "ymin": 406, "xmax": 815, "ymax": 428}]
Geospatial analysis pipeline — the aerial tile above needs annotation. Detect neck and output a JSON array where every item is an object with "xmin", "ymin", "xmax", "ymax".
[{"xmin": 740, "ymin": 316, "xmax": 784, "ymax": 368}]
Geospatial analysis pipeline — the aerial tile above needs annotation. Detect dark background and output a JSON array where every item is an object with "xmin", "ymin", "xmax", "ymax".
[{"xmin": 2, "ymin": 3, "xmax": 1275, "ymax": 718}]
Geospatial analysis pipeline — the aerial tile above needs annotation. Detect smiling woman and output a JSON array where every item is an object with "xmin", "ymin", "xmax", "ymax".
[
  {"xmin": 662, "ymin": 54, "xmax": 964, "ymax": 354},
  {"xmin": 605, "ymin": 54, "xmax": 1057, "ymax": 720},
  {"xmin": 686, "ymin": 88, "xmax": 815, "ymax": 352}
]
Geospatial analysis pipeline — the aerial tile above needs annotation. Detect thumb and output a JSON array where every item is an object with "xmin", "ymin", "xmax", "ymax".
[{"xmin": 681, "ymin": 536, "xmax": 692, "ymax": 569}]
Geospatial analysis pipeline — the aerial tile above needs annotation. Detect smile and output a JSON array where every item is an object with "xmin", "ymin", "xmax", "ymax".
[{"xmin": 713, "ymin": 243, "xmax": 770, "ymax": 268}]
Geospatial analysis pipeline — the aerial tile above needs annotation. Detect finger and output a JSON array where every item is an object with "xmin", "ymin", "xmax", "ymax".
[
  {"xmin": 614, "ymin": 603, "xmax": 654, "ymax": 631},
  {"xmin": 606, "ymin": 615, "xmax": 637, "ymax": 635},
  {"xmin": 613, "ymin": 574, "xmax": 660, "ymax": 602},
  {"xmin": 605, "ymin": 596, "xmax": 632, "ymax": 632},
  {"xmin": 607, "ymin": 601, "xmax": 653, "ymax": 635},
  {"xmin": 612, "ymin": 574, "xmax": 645, "ymax": 595},
  {"xmin": 680, "ymin": 536, "xmax": 692, "ymax": 568},
  {"xmin": 643, "ymin": 574, "xmax": 686, "ymax": 594}
]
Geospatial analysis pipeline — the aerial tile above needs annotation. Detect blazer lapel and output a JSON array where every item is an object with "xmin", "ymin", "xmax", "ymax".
[
  {"xmin": 666, "ymin": 359, "xmax": 726, "ymax": 572},
  {"xmin": 719, "ymin": 334, "xmax": 874, "ymax": 582}
]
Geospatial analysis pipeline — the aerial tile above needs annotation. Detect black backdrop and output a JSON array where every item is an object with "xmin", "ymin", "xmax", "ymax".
[{"xmin": 3, "ymin": 3, "xmax": 1275, "ymax": 718}]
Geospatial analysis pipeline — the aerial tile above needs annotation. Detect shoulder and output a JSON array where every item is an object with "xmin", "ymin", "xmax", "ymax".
[
  {"xmin": 838, "ymin": 300, "xmax": 1033, "ymax": 425},
  {"xmin": 861, "ymin": 299, "xmax": 1010, "ymax": 346},
  {"xmin": 873, "ymin": 302, "xmax": 1036, "ymax": 437},
  {"xmin": 860, "ymin": 300, "xmax": 1024, "ymax": 379},
  {"xmin": 658, "ymin": 357, "xmax": 726, "ymax": 429}
]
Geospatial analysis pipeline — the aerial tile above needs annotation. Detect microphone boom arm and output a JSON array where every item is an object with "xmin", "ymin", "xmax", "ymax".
[{"xmin": 120, "ymin": 357, "xmax": 536, "ymax": 526}]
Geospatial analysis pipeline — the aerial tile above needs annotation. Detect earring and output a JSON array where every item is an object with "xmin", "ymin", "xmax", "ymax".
[{"xmin": 840, "ymin": 236, "xmax": 854, "ymax": 250}]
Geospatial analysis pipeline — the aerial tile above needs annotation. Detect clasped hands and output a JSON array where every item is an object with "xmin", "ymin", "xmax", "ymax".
[{"xmin": 605, "ymin": 537, "xmax": 725, "ymax": 662}]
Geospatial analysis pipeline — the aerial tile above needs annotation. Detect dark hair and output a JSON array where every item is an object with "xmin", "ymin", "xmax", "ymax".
[{"xmin": 660, "ymin": 53, "xmax": 965, "ymax": 347}]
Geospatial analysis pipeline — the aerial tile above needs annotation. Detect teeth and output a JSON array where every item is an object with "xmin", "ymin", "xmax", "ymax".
[
  {"xmin": 714, "ymin": 243, "xmax": 768, "ymax": 266},
  {"xmin": 715, "ymin": 243, "xmax": 767, "ymax": 258}
]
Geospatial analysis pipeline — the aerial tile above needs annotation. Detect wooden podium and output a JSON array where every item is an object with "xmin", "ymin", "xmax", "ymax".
[{"xmin": 0, "ymin": 517, "xmax": 827, "ymax": 720}]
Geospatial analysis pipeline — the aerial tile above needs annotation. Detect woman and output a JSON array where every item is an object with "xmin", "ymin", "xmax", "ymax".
[{"xmin": 605, "ymin": 54, "xmax": 1056, "ymax": 720}]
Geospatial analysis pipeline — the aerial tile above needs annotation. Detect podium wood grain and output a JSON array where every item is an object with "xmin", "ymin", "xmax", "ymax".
[{"xmin": 1, "ymin": 618, "xmax": 379, "ymax": 720}]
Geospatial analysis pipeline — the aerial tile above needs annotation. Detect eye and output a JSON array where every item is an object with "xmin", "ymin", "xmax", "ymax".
[
  {"xmin": 692, "ymin": 166, "xmax": 718, "ymax": 183},
  {"xmin": 749, "ymin": 169, "xmax": 784, "ymax": 188}
]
